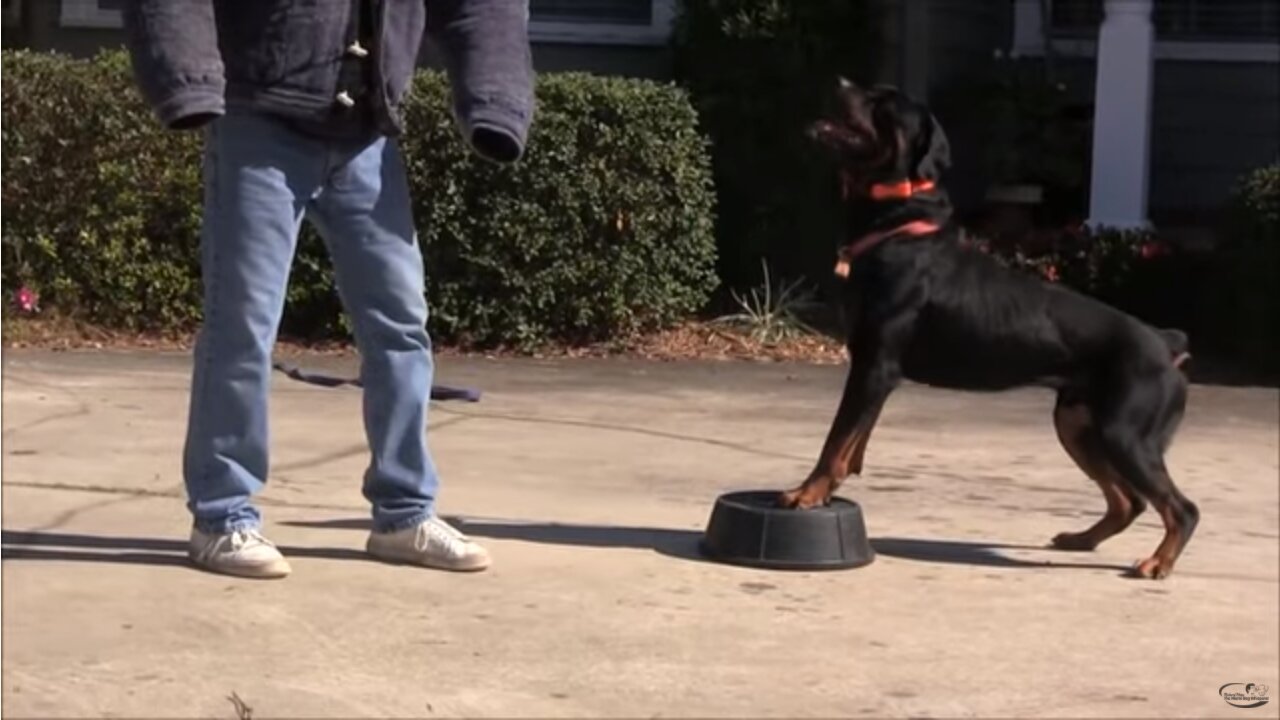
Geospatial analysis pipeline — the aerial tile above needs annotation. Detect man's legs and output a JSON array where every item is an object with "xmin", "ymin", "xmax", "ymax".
[
  {"xmin": 307, "ymin": 137, "xmax": 489, "ymax": 571},
  {"xmin": 183, "ymin": 113, "xmax": 324, "ymax": 577}
]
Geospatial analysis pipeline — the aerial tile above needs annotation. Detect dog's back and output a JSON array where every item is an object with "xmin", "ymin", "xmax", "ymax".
[{"xmin": 862, "ymin": 230, "xmax": 1149, "ymax": 390}]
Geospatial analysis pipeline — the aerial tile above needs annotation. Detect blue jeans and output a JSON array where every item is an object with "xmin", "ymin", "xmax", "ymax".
[{"xmin": 184, "ymin": 112, "xmax": 436, "ymax": 534}]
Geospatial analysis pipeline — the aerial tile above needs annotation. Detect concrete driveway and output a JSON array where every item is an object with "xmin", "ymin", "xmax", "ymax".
[{"xmin": 2, "ymin": 349, "xmax": 1277, "ymax": 718}]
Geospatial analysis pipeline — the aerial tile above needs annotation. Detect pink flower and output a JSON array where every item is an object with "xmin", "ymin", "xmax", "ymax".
[
  {"xmin": 1042, "ymin": 264, "xmax": 1060, "ymax": 283},
  {"xmin": 15, "ymin": 286, "xmax": 39, "ymax": 313},
  {"xmin": 1139, "ymin": 242, "xmax": 1166, "ymax": 260}
]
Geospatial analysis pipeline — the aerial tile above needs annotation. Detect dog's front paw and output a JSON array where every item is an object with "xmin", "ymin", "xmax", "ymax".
[
  {"xmin": 777, "ymin": 488, "xmax": 803, "ymax": 508},
  {"xmin": 778, "ymin": 483, "xmax": 829, "ymax": 510}
]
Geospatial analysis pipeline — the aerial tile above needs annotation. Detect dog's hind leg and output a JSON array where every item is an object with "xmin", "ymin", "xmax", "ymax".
[
  {"xmin": 1050, "ymin": 393, "xmax": 1147, "ymax": 551},
  {"xmin": 1107, "ymin": 447, "xmax": 1198, "ymax": 579},
  {"xmin": 1095, "ymin": 370, "xmax": 1198, "ymax": 579}
]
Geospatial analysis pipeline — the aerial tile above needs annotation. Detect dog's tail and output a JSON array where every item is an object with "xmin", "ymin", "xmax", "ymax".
[{"xmin": 1157, "ymin": 328, "xmax": 1191, "ymax": 369}]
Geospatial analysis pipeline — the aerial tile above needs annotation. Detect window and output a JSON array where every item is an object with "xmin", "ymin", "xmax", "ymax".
[
  {"xmin": 531, "ymin": 0, "xmax": 652, "ymax": 26},
  {"xmin": 1013, "ymin": 0, "xmax": 1280, "ymax": 62},
  {"xmin": 60, "ymin": 0, "xmax": 123, "ymax": 29},
  {"xmin": 528, "ymin": 0, "xmax": 676, "ymax": 45},
  {"xmin": 1048, "ymin": 0, "xmax": 1280, "ymax": 41}
]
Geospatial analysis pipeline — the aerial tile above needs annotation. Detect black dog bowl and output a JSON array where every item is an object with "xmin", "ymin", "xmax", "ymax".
[{"xmin": 700, "ymin": 490, "xmax": 874, "ymax": 570}]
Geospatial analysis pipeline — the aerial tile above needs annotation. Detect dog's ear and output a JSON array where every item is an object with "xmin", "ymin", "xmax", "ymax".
[{"xmin": 913, "ymin": 113, "xmax": 951, "ymax": 182}]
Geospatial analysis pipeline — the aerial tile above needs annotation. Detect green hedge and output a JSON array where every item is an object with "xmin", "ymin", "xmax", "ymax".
[
  {"xmin": 982, "ymin": 226, "xmax": 1202, "ymax": 333},
  {"xmin": 1209, "ymin": 163, "xmax": 1280, "ymax": 375},
  {"xmin": 1, "ymin": 50, "xmax": 718, "ymax": 348}
]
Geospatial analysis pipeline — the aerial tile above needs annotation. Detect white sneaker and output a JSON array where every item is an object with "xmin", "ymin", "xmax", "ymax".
[
  {"xmin": 366, "ymin": 516, "xmax": 491, "ymax": 572},
  {"xmin": 189, "ymin": 528, "xmax": 292, "ymax": 579}
]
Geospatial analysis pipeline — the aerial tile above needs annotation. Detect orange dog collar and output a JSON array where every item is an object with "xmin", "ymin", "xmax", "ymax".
[{"xmin": 868, "ymin": 178, "xmax": 935, "ymax": 201}]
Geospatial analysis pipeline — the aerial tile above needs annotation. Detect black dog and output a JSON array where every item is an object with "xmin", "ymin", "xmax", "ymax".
[{"xmin": 781, "ymin": 80, "xmax": 1197, "ymax": 580}]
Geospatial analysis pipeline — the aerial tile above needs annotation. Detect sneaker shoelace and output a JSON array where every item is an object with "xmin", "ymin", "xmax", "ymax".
[
  {"xmin": 196, "ymin": 529, "xmax": 273, "ymax": 563},
  {"xmin": 229, "ymin": 529, "xmax": 275, "ymax": 551},
  {"xmin": 415, "ymin": 518, "xmax": 471, "ymax": 557}
]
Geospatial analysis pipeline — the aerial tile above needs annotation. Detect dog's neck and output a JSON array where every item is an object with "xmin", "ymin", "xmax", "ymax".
[
  {"xmin": 843, "ymin": 174, "xmax": 951, "ymax": 235},
  {"xmin": 833, "ymin": 174, "xmax": 951, "ymax": 278}
]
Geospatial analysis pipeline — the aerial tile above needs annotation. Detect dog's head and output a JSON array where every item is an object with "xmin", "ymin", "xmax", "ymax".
[{"xmin": 809, "ymin": 79, "xmax": 951, "ymax": 197}]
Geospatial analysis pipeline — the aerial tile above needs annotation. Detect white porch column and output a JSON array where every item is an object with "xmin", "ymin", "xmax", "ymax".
[{"xmin": 1087, "ymin": 0, "xmax": 1156, "ymax": 229}]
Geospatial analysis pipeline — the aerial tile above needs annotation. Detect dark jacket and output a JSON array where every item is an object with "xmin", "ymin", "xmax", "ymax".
[{"xmin": 121, "ymin": 0, "xmax": 534, "ymax": 163}]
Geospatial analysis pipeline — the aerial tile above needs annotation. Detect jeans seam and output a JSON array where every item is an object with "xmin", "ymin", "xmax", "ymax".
[{"xmin": 191, "ymin": 123, "xmax": 225, "ymax": 492}]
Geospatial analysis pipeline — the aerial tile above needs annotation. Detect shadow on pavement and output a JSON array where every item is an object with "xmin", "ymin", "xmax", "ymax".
[
  {"xmin": 0, "ymin": 529, "xmax": 367, "ymax": 567},
  {"xmin": 284, "ymin": 518, "xmax": 1131, "ymax": 573},
  {"xmin": 871, "ymin": 536, "xmax": 1133, "ymax": 573},
  {"xmin": 2, "ymin": 525, "xmax": 1131, "ymax": 574},
  {"xmin": 284, "ymin": 516, "xmax": 709, "ymax": 564}
]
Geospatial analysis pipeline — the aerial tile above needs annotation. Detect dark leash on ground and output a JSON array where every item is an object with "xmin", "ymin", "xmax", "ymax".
[{"xmin": 271, "ymin": 360, "xmax": 482, "ymax": 402}]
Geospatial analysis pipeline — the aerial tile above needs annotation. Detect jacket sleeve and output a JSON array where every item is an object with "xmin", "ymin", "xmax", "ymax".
[
  {"xmin": 121, "ymin": 0, "xmax": 226, "ymax": 130},
  {"xmin": 426, "ymin": 0, "xmax": 535, "ymax": 163}
]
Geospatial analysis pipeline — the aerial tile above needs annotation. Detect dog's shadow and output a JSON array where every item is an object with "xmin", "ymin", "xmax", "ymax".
[
  {"xmin": 282, "ymin": 517, "xmax": 1130, "ymax": 573},
  {"xmin": 867, "ymin": 537, "xmax": 1129, "ymax": 572}
]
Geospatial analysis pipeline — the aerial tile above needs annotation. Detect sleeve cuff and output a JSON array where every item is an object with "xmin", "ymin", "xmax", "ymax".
[
  {"xmin": 155, "ymin": 89, "xmax": 225, "ymax": 131},
  {"xmin": 456, "ymin": 101, "xmax": 532, "ymax": 164}
]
